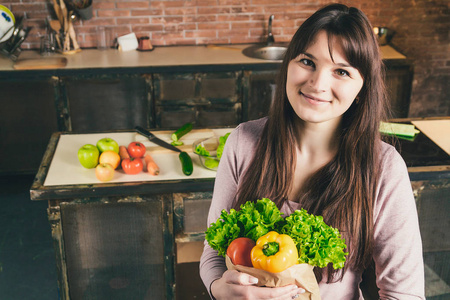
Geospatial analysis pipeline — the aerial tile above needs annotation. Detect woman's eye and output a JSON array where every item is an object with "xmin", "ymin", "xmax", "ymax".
[
  {"xmin": 299, "ymin": 58, "xmax": 314, "ymax": 67},
  {"xmin": 336, "ymin": 69, "xmax": 350, "ymax": 77}
]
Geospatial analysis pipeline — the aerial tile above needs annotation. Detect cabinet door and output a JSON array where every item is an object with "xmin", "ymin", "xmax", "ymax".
[
  {"xmin": 384, "ymin": 61, "xmax": 413, "ymax": 118},
  {"xmin": 243, "ymin": 70, "xmax": 279, "ymax": 122},
  {"xmin": 62, "ymin": 74, "xmax": 150, "ymax": 132},
  {"xmin": 0, "ymin": 76, "xmax": 58, "ymax": 174},
  {"xmin": 57, "ymin": 195, "xmax": 174, "ymax": 300},
  {"xmin": 153, "ymin": 72, "xmax": 242, "ymax": 129}
]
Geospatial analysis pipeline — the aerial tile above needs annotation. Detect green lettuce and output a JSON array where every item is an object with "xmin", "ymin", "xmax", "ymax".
[
  {"xmin": 205, "ymin": 209, "xmax": 240, "ymax": 257},
  {"xmin": 216, "ymin": 132, "xmax": 230, "ymax": 160},
  {"xmin": 277, "ymin": 209, "xmax": 348, "ymax": 269},
  {"xmin": 194, "ymin": 144, "xmax": 210, "ymax": 156},
  {"xmin": 204, "ymin": 158, "xmax": 219, "ymax": 169},
  {"xmin": 205, "ymin": 198, "xmax": 284, "ymax": 256}
]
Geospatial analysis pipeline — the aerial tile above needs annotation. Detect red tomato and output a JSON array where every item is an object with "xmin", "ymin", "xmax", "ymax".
[
  {"xmin": 121, "ymin": 157, "xmax": 144, "ymax": 174},
  {"xmin": 128, "ymin": 142, "xmax": 146, "ymax": 158},
  {"xmin": 226, "ymin": 237, "xmax": 256, "ymax": 267}
]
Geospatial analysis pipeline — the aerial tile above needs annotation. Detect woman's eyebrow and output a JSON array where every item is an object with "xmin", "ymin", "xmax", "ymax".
[
  {"xmin": 302, "ymin": 52, "xmax": 316, "ymax": 60},
  {"xmin": 335, "ymin": 62, "xmax": 352, "ymax": 68}
]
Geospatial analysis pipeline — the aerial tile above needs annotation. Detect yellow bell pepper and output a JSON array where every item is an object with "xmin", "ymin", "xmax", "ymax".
[{"xmin": 251, "ymin": 231, "xmax": 298, "ymax": 273}]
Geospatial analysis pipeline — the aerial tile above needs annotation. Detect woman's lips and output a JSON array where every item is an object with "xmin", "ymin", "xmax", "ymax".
[{"xmin": 300, "ymin": 92, "xmax": 330, "ymax": 105}]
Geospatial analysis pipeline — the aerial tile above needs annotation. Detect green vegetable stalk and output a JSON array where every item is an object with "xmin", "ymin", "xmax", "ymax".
[{"xmin": 205, "ymin": 198, "xmax": 348, "ymax": 269}]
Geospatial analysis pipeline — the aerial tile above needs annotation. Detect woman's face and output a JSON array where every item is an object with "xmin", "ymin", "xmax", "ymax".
[{"xmin": 286, "ymin": 30, "xmax": 364, "ymax": 126}]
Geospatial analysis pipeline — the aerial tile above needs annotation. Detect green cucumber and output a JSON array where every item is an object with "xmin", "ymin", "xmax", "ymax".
[
  {"xmin": 172, "ymin": 123, "xmax": 193, "ymax": 142},
  {"xmin": 171, "ymin": 140, "xmax": 184, "ymax": 146},
  {"xmin": 179, "ymin": 152, "xmax": 193, "ymax": 176}
]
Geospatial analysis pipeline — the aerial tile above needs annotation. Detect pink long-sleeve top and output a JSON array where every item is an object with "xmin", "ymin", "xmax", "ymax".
[{"xmin": 199, "ymin": 118, "xmax": 425, "ymax": 300}]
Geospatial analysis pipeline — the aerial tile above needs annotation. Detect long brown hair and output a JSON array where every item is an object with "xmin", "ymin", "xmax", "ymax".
[{"xmin": 235, "ymin": 4, "xmax": 389, "ymax": 282}]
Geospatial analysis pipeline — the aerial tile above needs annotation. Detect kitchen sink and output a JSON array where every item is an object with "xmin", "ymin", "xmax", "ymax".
[{"xmin": 242, "ymin": 44, "xmax": 288, "ymax": 61}]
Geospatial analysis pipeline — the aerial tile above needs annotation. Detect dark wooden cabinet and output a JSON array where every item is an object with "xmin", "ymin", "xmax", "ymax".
[
  {"xmin": 384, "ymin": 60, "xmax": 414, "ymax": 118},
  {"xmin": 61, "ymin": 74, "xmax": 150, "ymax": 132},
  {"xmin": 153, "ymin": 71, "xmax": 242, "ymax": 129},
  {"xmin": 0, "ymin": 76, "xmax": 59, "ymax": 174},
  {"xmin": 243, "ymin": 69, "xmax": 279, "ymax": 122}
]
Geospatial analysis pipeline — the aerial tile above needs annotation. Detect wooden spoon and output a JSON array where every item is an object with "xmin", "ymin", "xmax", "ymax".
[
  {"xmin": 49, "ymin": 20, "xmax": 61, "ymax": 32},
  {"xmin": 49, "ymin": 20, "xmax": 62, "ymax": 49}
]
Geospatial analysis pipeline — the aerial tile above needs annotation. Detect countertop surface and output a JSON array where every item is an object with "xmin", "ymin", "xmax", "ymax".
[{"xmin": 0, "ymin": 44, "xmax": 406, "ymax": 71}]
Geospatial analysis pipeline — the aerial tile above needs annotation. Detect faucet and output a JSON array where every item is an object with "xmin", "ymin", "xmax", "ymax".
[{"xmin": 267, "ymin": 15, "xmax": 274, "ymax": 45}]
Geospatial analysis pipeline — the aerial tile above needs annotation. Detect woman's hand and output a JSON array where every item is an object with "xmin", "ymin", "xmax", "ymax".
[{"xmin": 210, "ymin": 270, "xmax": 305, "ymax": 300}]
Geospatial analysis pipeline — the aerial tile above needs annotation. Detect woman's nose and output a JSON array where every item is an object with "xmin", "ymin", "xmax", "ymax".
[{"xmin": 308, "ymin": 69, "xmax": 328, "ymax": 92}]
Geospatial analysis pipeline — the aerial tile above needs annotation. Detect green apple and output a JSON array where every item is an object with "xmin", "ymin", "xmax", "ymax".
[
  {"xmin": 78, "ymin": 144, "xmax": 100, "ymax": 168},
  {"xmin": 96, "ymin": 137, "xmax": 119, "ymax": 153}
]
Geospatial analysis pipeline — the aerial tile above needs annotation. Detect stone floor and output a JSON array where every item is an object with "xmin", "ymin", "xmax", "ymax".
[{"xmin": 0, "ymin": 174, "xmax": 448, "ymax": 299}]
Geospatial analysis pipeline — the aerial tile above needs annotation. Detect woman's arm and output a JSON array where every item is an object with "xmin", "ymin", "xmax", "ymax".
[{"xmin": 373, "ymin": 144, "xmax": 425, "ymax": 299}]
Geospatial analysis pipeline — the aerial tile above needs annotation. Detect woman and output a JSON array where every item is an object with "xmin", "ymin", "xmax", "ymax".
[{"xmin": 200, "ymin": 4, "xmax": 425, "ymax": 300}]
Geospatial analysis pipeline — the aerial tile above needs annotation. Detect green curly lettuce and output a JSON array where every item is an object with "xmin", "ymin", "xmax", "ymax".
[
  {"xmin": 205, "ymin": 209, "xmax": 240, "ymax": 256},
  {"xmin": 237, "ymin": 198, "xmax": 284, "ymax": 241},
  {"xmin": 277, "ymin": 208, "xmax": 348, "ymax": 269},
  {"xmin": 205, "ymin": 198, "xmax": 284, "ymax": 256}
]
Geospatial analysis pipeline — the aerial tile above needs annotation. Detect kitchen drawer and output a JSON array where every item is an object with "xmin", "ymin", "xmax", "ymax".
[
  {"xmin": 173, "ymin": 192, "xmax": 213, "ymax": 243},
  {"xmin": 242, "ymin": 69, "xmax": 279, "ymax": 122},
  {"xmin": 155, "ymin": 103, "xmax": 241, "ymax": 129},
  {"xmin": 61, "ymin": 74, "xmax": 150, "ymax": 132},
  {"xmin": 49, "ymin": 195, "xmax": 175, "ymax": 300},
  {"xmin": 153, "ymin": 71, "xmax": 242, "ymax": 106}
]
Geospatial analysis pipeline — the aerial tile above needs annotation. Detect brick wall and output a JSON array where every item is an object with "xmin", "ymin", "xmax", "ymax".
[{"xmin": 2, "ymin": 0, "xmax": 448, "ymax": 117}]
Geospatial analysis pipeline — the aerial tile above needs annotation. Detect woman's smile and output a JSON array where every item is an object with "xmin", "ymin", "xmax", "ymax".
[{"xmin": 300, "ymin": 92, "xmax": 331, "ymax": 105}]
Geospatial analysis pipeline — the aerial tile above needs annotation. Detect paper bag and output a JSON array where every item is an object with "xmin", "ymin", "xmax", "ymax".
[{"xmin": 226, "ymin": 256, "xmax": 321, "ymax": 300}]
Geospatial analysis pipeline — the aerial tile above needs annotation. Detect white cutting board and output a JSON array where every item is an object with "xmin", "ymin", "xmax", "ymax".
[{"xmin": 43, "ymin": 128, "xmax": 232, "ymax": 186}]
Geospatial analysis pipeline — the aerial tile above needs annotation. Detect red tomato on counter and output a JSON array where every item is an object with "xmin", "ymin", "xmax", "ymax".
[
  {"xmin": 127, "ymin": 142, "xmax": 146, "ymax": 158},
  {"xmin": 226, "ymin": 237, "xmax": 256, "ymax": 267},
  {"xmin": 121, "ymin": 157, "xmax": 144, "ymax": 174}
]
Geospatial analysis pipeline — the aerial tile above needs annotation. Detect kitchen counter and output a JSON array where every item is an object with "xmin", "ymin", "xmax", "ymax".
[{"xmin": 0, "ymin": 44, "xmax": 406, "ymax": 72}]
